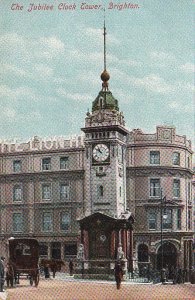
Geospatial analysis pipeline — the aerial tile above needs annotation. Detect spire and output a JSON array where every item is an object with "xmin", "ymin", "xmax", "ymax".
[{"xmin": 101, "ymin": 9, "xmax": 110, "ymax": 91}]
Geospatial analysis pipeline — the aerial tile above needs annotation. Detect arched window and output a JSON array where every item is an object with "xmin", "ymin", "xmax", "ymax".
[{"xmin": 97, "ymin": 185, "xmax": 104, "ymax": 197}]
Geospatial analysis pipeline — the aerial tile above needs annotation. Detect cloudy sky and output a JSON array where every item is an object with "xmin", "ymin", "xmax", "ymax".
[{"xmin": 0, "ymin": 0, "xmax": 194, "ymax": 146}]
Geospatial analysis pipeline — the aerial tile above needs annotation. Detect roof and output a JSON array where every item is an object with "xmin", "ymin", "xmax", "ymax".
[
  {"xmin": 78, "ymin": 211, "xmax": 134, "ymax": 226},
  {"xmin": 92, "ymin": 90, "xmax": 119, "ymax": 112}
]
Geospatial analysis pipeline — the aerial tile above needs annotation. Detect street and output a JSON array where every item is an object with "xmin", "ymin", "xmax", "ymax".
[{"xmin": 2, "ymin": 275, "xmax": 195, "ymax": 300}]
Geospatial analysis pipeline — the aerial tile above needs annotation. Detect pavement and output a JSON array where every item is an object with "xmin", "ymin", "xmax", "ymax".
[
  {"xmin": 0, "ymin": 273, "xmax": 148, "ymax": 300},
  {"xmin": 1, "ymin": 273, "xmax": 194, "ymax": 300},
  {"xmin": 0, "ymin": 291, "xmax": 7, "ymax": 300}
]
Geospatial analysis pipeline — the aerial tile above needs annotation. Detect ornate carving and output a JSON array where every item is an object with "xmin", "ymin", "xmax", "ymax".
[
  {"xmin": 85, "ymin": 109, "xmax": 125, "ymax": 127},
  {"xmin": 77, "ymin": 244, "xmax": 85, "ymax": 260},
  {"xmin": 117, "ymin": 244, "xmax": 125, "ymax": 260}
]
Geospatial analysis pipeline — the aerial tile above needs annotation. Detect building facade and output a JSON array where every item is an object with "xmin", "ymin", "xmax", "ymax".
[
  {"xmin": 126, "ymin": 127, "xmax": 194, "ymax": 271},
  {"xmin": 0, "ymin": 72, "xmax": 194, "ymax": 272}
]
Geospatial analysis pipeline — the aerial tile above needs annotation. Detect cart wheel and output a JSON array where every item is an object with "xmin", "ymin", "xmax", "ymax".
[
  {"xmin": 30, "ymin": 277, "xmax": 33, "ymax": 286},
  {"xmin": 35, "ymin": 273, "xmax": 40, "ymax": 287}
]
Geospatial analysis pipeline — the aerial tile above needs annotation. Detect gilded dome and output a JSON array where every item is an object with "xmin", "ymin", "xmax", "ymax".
[{"xmin": 101, "ymin": 69, "xmax": 110, "ymax": 82}]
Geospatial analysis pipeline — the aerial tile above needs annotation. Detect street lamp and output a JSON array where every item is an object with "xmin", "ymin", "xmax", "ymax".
[{"xmin": 160, "ymin": 189, "xmax": 167, "ymax": 283}]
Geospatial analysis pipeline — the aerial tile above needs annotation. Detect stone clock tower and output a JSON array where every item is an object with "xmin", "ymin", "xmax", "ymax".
[
  {"xmin": 82, "ymin": 67, "xmax": 129, "ymax": 218},
  {"xmin": 77, "ymin": 25, "xmax": 134, "ymax": 274}
]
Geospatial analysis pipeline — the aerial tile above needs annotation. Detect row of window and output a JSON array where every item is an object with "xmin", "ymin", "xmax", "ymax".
[
  {"xmin": 148, "ymin": 208, "xmax": 192, "ymax": 231},
  {"xmin": 39, "ymin": 242, "xmax": 77, "ymax": 257},
  {"xmin": 150, "ymin": 179, "xmax": 191, "ymax": 200},
  {"xmin": 11, "ymin": 178, "xmax": 192, "ymax": 202},
  {"xmin": 11, "ymin": 151, "xmax": 191, "ymax": 173},
  {"xmin": 13, "ymin": 212, "xmax": 71, "ymax": 232},
  {"xmin": 12, "ymin": 157, "xmax": 69, "ymax": 173},
  {"xmin": 150, "ymin": 151, "xmax": 191, "ymax": 167},
  {"xmin": 13, "ymin": 183, "xmax": 70, "ymax": 202}
]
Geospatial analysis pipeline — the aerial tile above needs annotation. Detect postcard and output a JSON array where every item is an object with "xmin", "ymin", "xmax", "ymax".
[{"xmin": 0, "ymin": 0, "xmax": 194, "ymax": 299}]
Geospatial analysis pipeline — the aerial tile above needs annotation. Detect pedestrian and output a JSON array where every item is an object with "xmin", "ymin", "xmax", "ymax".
[
  {"xmin": 0, "ymin": 256, "xmax": 5, "ymax": 292},
  {"xmin": 69, "ymin": 259, "xmax": 74, "ymax": 276},
  {"xmin": 5, "ymin": 262, "xmax": 14, "ymax": 288},
  {"xmin": 177, "ymin": 268, "xmax": 182, "ymax": 284},
  {"xmin": 114, "ymin": 261, "xmax": 123, "ymax": 290},
  {"xmin": 182, "ymin": 268, "xmax": 187, "ymax": 283},
  {"xmin": 165, "ymin": 264, "xmax": 169, "ymax": 282},
  {"xmin": 44, "ymin": 264, "xmax": 50, "ymax": 279},
  {"xmin": 172, "ymin": 267, "xmax": 178, "ymax": 284},
  {"xmin": 161, "ymin": 268, "xmax": 166, "ymax": 284}
]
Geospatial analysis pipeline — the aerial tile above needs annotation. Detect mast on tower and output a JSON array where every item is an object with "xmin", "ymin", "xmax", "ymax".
[{"xmin": 101, "ymin": 9, "xmax": 110, "ymax": 91}]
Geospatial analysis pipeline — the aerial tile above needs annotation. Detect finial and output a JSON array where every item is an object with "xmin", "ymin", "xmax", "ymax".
[{"xmin": 101, "ymin": 8, "xmax": 110, "ymax": 91}]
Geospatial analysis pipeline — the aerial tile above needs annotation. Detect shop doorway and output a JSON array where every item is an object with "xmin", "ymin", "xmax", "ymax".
[{"xmin": 157, "ymin": 242, "xmax": 177, "ymax": 276}]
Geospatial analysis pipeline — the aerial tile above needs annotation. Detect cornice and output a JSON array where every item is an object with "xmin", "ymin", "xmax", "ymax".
[
  {"xmin": 127, "ymin": 142, "xmax": 193, "ymax": 153},
  {"xmin": 126, "ymin": 166, "xmax": 193, "ymax": 178},
  {"xmin": 0, "ymin": 147, "xmax": 85, "ymax": 158},
  {"xmin": 81, "ymin": 124, "xmax": 129, "ymax": 135},
  {"xmin": 142, "ymin": 200, "xmax": 184, "ymax": 208},
  {"xmin": 0, "ymin": 169, "xmax": 85, "ymax": 182}
]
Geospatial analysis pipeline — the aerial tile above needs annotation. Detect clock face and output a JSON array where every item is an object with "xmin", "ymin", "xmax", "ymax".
[{"xmin": 93, "ymin": 144, "xmax": 109, "ymax": 162}]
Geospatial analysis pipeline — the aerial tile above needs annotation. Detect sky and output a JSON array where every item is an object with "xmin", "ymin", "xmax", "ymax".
[{"xmin": 0, "ymin": 0, "xmax": 194, "ymax": 147}]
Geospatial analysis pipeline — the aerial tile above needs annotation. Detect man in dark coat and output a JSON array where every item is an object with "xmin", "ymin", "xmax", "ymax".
[
  {"xmin": 5, "ymin": 262, "xmax": 14, "ymax": 288},
  {"xmin": 0, "ymin": 256, "xmax": 5, "ymax": 292},
  {"xmin": 69, "ymin": 259, "xmax": 74, "ymax": 276},
  {"xmin": 114, "ymin": 261, "xmax": 123, "ymax": 290}
]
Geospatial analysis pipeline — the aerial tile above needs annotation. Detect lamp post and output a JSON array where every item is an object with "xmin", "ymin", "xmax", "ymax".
[{"xmin": 160, "ymin": 189, "xmax": 167, "ymax": 284}]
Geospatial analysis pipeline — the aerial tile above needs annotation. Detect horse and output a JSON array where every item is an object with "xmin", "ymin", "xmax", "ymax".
[{"xmin": 40, "ymin": 259, "xmax": 65, "ymax": 278}]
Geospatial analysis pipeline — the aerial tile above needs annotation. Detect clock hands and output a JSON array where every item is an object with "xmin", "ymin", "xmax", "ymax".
[{"xmin": 98, "ymin": 147, "xmax": 102, "ymax": 154}]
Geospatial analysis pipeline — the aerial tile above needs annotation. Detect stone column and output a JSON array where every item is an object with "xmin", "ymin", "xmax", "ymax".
[
  {"xmin": 1, "ymin": 208, "xmax": 6, "ymax": 234},
  {"xmin": 121, "ymin": 229, "xmax": 127, "ymax": 258},
  {"xmin": 48, "ymin": 242, "xmax": 52, "ymax": 259},
  {"xmin": 118, "ymin": 229, "xmax": 122, "ymax": 245},
  {"xmin": 115, "ymin": 230, "xmax": 119, "ymax": 259},
  {"xmin": 128, "ymin": 229, "xmax": 133, "ymax": 272},
  {"xmin": 83, "ymin": 230, "xmax": 89, "ymax": 260},
  {"xmin": 61, "ymin": 242, "xmax": 64, "ymax": 260},
  {"xmin": 28, "ymin": 207, "xmax": 34, "ymax": 234},
  {"xmin": 81, "ymin": 228, "xmax": 84, "ymax": 244},
  {"xmin": 110, "ymin": 230, "xmax": 116, "ymax": 259}
]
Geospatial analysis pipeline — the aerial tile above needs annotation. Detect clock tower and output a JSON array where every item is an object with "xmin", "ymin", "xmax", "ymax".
[{"xmin": 81, "ymin": 25, "xmax": 129, "ymax": 219}]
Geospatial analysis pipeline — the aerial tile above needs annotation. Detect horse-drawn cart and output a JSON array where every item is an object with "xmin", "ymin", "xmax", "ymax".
[{"xmin": 8, "ymin": 238, "xmax": 40, "ymax": 287}]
